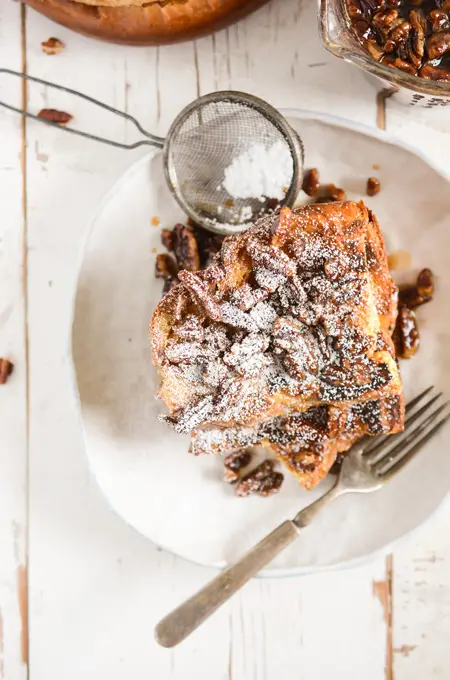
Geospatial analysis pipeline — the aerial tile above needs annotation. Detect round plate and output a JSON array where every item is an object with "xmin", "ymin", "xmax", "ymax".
[{"xmin": 71, "ymin": 110, "xmax": 450, "ymax": 575}]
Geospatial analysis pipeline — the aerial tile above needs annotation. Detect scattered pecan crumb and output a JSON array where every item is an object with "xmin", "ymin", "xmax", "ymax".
[
  {"xmin": 151, "ymin": 216, "xmax": 160, "ymax": 227},
  {"xmin": 366, "ymin": 177, "xmax": 381, "ymax": 197},
  {"xmin": 0, "ymin": 358, "xmax": 14, "ymax": 385},
  {"xmin": 41, "ymin": 37, "xmax": 65, "ymax": 55},
  {"xmin": 235, "ymin": 460, "xmax": 284, "ymax": 497},
  {"xmin": 37, "ymin": 109, "xmax": 73, "ymax": 126},
  {"xmin": 302, "ymin": 168, "xmax": 320, "ymax": 197},
  {"xmin": 223, "ymin": 450, "xmax": 252, "ymax": 483}
]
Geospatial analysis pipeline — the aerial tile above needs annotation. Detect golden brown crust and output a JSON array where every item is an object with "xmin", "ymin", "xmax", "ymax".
[
  {"xmin": 151, "ymin": 202, "xmax": 404, "ymax": 489},
  {"xmin": 24, "ymin": 0, "xmax": 270, "ymax": 46}
]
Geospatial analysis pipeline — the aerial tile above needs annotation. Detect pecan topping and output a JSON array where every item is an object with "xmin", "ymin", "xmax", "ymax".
[
  {"xmin": 0, "ymin": 358, "xmax": 14, "ymax": 385},
  {"xmin": 234, "ymin": 460, "xmax": 284, "ymax": 497},
  {"xmin": 417, "ymin": 268, "xmax": 434, "ymax": 299},
  {"xmin": 37, "ymin": 109, "xmax": 73, "ymax": 126},
  {"xmin": 366, "ymin": 177, "xmax": 381, "ymax": 196},
  {"xmin": 394, "ymin": 306, "xmax": 420, "ymax": 359},
  {"xmin": 41, "ymin": 37, "xmax": 65, "ymax": 55},
  {"xmin": 171, "ymin": 224, "xmax": 200, "ymax": 272},
  {"xmin": 223, "ymin": 450, "xmax": 252, "ymax": 483},
  {"xmin": 302, "ymin": 168, "xmax": 320, "ymax": 197}
]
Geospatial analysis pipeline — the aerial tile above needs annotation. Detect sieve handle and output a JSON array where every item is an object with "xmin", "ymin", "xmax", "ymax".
[{"xmin": 0, "ymin": 69, "xmax": 164, "ymax": 150}]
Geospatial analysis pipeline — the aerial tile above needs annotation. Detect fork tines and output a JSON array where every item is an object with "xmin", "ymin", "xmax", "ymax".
[{"xmin": 364, "ymin": 387, "xmax": 450, "ymax": 480}]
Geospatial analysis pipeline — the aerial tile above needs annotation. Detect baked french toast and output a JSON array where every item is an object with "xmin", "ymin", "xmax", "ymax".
[{"xmin": 150, "ymin": 201, "xmax": 404, "ymax": 488}]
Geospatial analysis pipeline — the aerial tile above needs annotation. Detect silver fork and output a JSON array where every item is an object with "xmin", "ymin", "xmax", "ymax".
[{"xmin": 155, "ymin": 387, "xmax": 449, "ymax": 648}]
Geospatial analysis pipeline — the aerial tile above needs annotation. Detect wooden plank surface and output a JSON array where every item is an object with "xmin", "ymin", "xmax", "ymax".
[
  {"xmin": 0, "ymin": 0, "xmax": 448, "ymax": 677},
  {"xmin": 0, "ymin": 4, "xmax": 28, "ymax": 680}
]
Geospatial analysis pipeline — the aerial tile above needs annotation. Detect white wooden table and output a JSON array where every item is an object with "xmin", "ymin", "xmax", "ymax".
[{"xmin": 1, "ymin": 1, "xmax": 450, "ymax": 678}]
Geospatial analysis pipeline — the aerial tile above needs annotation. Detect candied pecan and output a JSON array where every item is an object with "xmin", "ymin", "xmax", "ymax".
[
  {"xmin": 172, "ymin": 224, "xmax": 200, "ymax": 272},
  {"xmin": 41, "ymin": 37, "xmax": 65, "ymax": 55},
  {"xmin": 367, "ymin": 41, "xmax": 385, "ymax": 60},
  {"xmin": 0, "ymin": 358, "xmax": 13, "ymax": 385},
  {"xmin": 409, "ymin": 8, "xmax": 426, "ymax": 34},
  {"xmin": 394, "ymin": 306, "xmax": 420, "ymax": 359},
  {"xmin": 366, "ymin": 177, "xmax": 381, "ymax": 196},
  {"xmin": 373, "ymin": 8, "xmax": 399, "ymax": 30},
  {"xmin": 190, "ymin": 223, "xmax": 225, "ymax": 269},
  {"xmin": 37, "ymin": 109, "xmax": 73, "ymax": 125},
  {"xmin": 302, "ymin": 168, "xmax": 320, "ymax": 197},
  {"xmin": 419, "ymin": 63, "xmax": 450, "ymax": 80},
  {"xmin": 353, "ymin": 18, "xmax": 379, "ymax": 40},
  {"xmin": 223, "ymin": 450, "xmax": 252, "ymax": 483},
  {"xmin": 317, "ymin": 184, "xmax": 346, "ymax": 202},
  {"xmin": 390, "ymin": 57, "xmax": 417, "ymax": 74},
  {"xmin": 160, "ymin": 229, "xmax": 173, "ymax": 252},
  {"xmin": 398, "ymin": 285, "xmax": 427, "ymax": 308},
  {"xmin": 347, "ymin": 0, "xmax": 364, "ymax": 18},
  {"xmin": 425, "ymin": 31, "xmax": 450, "ymax": 59},
  {"xmin": 428, "ymin": 9, "xmax": 450, "ymax": 32},
  {"xmin": 360, "ymin": 0, "xmax": 386, "ymax": 14},
  {"xmin": 417, "ymin": 268, "xmax": 434, "ymax": 299},
  {"xmin": 383, "ymin": 39, "xmax": 397, "ymax": 53},
  {"xmin": 155, "ymin": 253, "xmax": 178, "ymax": 280},
  {"xmin": 254, "ymin": 472, "xmax": 284, "ymax": 497},
  {"xmin": 390, "ymin": 19, "xmax": 411, "ymax": 44},
  {"xmin": 235, "ymin": 460, "xmax": 284, "ymax": 497}
]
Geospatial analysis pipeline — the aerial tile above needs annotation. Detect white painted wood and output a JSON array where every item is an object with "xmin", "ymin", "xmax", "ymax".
[
  {"xmin": 0, "ymin": 4, "xmax": 28, "ymax": 680},
  {"xmin": 0, "ymin": 0, "xmax": 448, "ymax": 677}
]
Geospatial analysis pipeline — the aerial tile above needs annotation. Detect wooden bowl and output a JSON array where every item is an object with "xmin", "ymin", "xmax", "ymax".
[{"xmin": 23, "ymin": 0, "xmax": 270, "ymax": 46}]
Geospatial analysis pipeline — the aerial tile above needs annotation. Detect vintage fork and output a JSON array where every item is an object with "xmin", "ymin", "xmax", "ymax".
[{"xmin": 155, "ymin": 387, "xmax": 449, "ymax": 648}]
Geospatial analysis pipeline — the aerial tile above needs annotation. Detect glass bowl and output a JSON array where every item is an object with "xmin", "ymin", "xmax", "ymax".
[{"xmin": 319, "ymin": 0, "xmax": 450, "ymax": 108}]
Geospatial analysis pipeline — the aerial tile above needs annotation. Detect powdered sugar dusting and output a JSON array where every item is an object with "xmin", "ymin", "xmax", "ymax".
[{"xmin": 153, "ymin": 203, "xmax": 400, "ymax": 456}]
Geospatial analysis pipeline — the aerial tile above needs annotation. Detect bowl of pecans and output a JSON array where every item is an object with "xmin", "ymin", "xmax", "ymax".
[{"xmin": 319, "ymin": 0, "xmax": 450, "ymax": 108}]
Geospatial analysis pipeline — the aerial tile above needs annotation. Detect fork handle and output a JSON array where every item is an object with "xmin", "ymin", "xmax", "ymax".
[{"xmin": 155, "ymin": 520, "xmax": 299, "ymax": 648}]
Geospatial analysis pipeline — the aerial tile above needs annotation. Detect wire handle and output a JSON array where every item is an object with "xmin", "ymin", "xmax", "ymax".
[{"xmin": 0, "ymin": 69, "xmax": 165, "ymax": 150}]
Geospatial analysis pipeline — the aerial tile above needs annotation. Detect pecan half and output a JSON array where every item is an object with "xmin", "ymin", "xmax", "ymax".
[
  {"xmin": 37, "ymin": 109, "xmax": 73, "ymax": 126},
  {"xmin": 398, "ymin": 285, "xmax": 427, "ymax": 308},
  {"xmin": 155, "ymin": 253, "xmax": 179, "ymax": 293},
  {"xmin": 41, "ymin": 37, "xmax": 65, "ymax": 55},
  {"xmin": 223, "ymin": 450, "xmax": 253, "ymax": 483},
  {"xmin": 160, "ymin": 228, "xmax": 174, "ymax": 252},
  {"xmin": 417, "ymin": 268, "xmax": 434, "ymax": 299},
  {"xmin": 419, "ymin": 63, "xmax": 450, "ymax": 81},
  {"xmin": 425, "ymin": 31, "xmax": 450, "ymax": 59},
  {"xmin": 302, "ymin": 168, "xmax": 320, "ymax": 197},
  {"xmin": 317, "ymin": 184, "xmax": 347, "ymax": 202},
  {"xmin": 0, "ymin": 358, "xmax": 14, "ymax": 385},
  {"xmin": 366, "ymin": 177, "xmax": 381, "ymax": 196},
  {"xmin": 394, "ymin": 306, "xmax": 420, "ymax": 359},
  {"xmin": 428, "ymin": 9, "xmax": 450, "ymax": 33},
  {"xmin": 235, "ymin": 460, "xmax": 284, "ymax": 497},
  {"xmin": 172, "ymin": 224, "xmax": 200, "ymax": 272}
]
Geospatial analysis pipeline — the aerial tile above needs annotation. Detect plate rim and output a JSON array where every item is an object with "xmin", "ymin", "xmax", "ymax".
[{"xmin": 68, "ymin": 108, "xmax": 450, "ymax": 578}]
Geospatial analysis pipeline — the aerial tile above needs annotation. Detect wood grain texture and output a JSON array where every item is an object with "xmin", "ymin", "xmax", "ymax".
[
  {"xmin": 0, "ymin": 4, "xmax": 29, "ymax": 679},
  {"xmin": 0, "ymin": 0, "xmax": 449, "ymax": 678}
]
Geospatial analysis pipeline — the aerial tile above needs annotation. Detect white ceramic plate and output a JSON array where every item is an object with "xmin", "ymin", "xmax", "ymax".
[{"xmin": 71, "ymin": 110, "xmax": 450, "ymax": 576}]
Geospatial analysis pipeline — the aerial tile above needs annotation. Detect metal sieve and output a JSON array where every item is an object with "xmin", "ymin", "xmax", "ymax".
[{"xmin": 0, "ymin": 71, "xmax": 304, "ymax": 234}]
